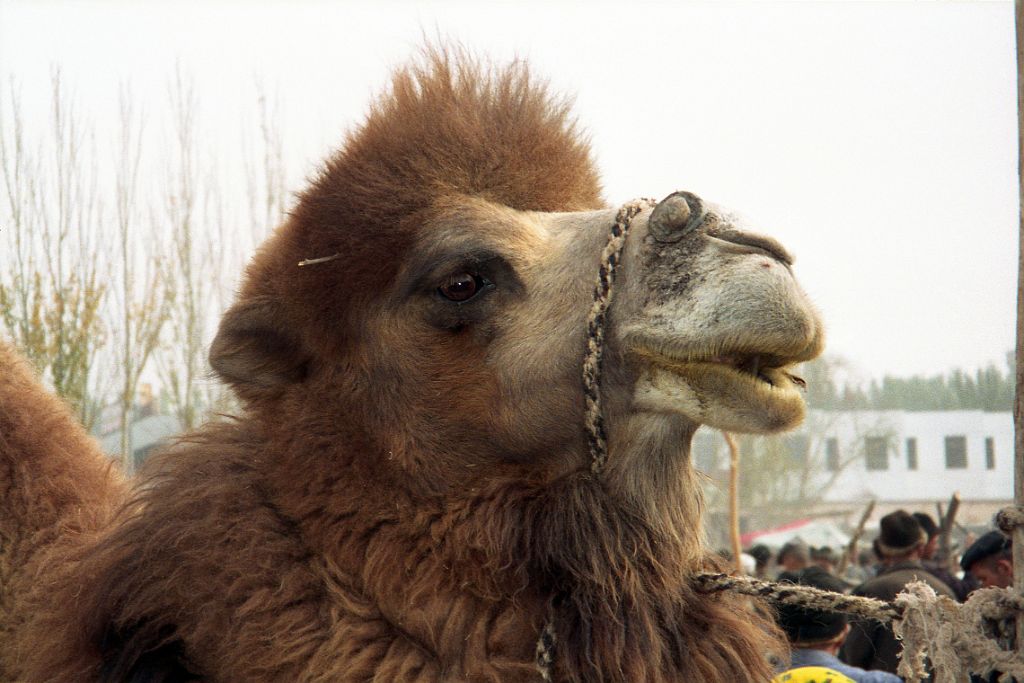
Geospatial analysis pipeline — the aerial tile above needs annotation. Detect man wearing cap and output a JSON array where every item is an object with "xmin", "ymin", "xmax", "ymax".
[
  {"xmin": 775, "ymin": 571, "xmax": 901, "ymax": 683},
  {"xmin": 811, "ymin": 546, "xmax": 839, "ymax": 575},
  {"xmin": 749, "ymin": 543, "xmax": 773, "ymax": 579},
  {"xmin": 914, "ymin": 511, "xmax": 969, "ymax": 600},
  {"xmin": 960, "ymin": 531, "xmax": 1015, "ymax": 683},
  {"xmin": 777, "ymin": 540, "xmax": 811, "ymax": 575},
  {"xmin": 840, "ymin": 510, "xmax": 956, "ymax": 675},
  {"xmin": 961, "ymin": 530, "xmax": 1013, "ymax": 590}
]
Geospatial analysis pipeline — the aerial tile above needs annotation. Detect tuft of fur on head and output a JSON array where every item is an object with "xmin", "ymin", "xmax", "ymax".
[
  {"xmin": 280, "ymin": 45, "xmax": 605, "ymax": 303},
  {"xmin": 300, "ymin": 45, "xmax": 604, "ymax": 229}
]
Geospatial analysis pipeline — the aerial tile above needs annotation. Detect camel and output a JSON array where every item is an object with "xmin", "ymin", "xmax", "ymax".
[{"xmin": 0, "ymin": 50, "xmax": 824, "ymax": 682}]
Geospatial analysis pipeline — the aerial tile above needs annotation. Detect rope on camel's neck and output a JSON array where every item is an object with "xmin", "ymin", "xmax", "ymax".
[
  {"xmin": 582, "ymin": 198, "xmax": 656, "ymax": 475},
  {"xmin": 535, "ymin": 198, "xmax": 654, "ymax": 681}
]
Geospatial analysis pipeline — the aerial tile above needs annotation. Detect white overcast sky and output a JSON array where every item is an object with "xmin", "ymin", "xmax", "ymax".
[{"xmin": 0, "ymin": 0, "xmax": 1018, "ymax": 381}]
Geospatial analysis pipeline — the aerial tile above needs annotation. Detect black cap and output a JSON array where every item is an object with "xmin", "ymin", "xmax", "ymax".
[
  {"xmin": 960, "ymin": 530, "xmax": 1011, "ymax": 571},
  {"xmin": 811, "ymin": 546, "xmax": 838, "ymax": 564},
  {"xmin": 748, "ymin": 544, "xmax": 772, "ymax": 565},
  {"xmin": 775, "ymin": 568, "xmax": 848, "ymax": 644},
  {"xmin": 778, "ymin": 540, "xmax": 810, "ymax": 564},
  {"xmin": 876, "ymin": 510, "xmax": 925, "ymax": 557},
  {"xmin": 912, "ymin": 512, "xmax": 939, "ymax": 540}
]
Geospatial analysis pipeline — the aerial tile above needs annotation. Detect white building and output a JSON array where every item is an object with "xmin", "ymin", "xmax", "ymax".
[
  {"xmin": 814, "ymin": 410, "xmax": 1013, "ymax": 507},
  {"xmin": 693, "ymin": 409, "xmax": 1014, "ymax": 529}
]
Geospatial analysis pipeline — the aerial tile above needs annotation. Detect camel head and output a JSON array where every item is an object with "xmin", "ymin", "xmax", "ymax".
[{"xmin": 207, "ymin": 53, "xmax": 823, "ymax": 499}]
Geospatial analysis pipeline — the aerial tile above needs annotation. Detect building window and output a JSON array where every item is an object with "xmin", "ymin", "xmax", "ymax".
[
  {"xmin": 985, "ymin": 437, "xmax": 995, "ymax": 470},
  {"xmin": 825, "ymin": 438, "xmax": 839, "ymax": 471},
  {"xmin": 906, "ymin": 438, "xmax": 918, "ymax": 470},
  {"xmin": 865, "ymin": 437, "xmax": 888, "ymax": 471},
  {"xmin": 944, "ymin": 435, "xmax": 967, "ymax": 469}
]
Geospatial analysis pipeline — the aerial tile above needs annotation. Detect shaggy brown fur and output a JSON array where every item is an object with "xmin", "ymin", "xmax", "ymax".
[
  {"xmin": 0, "ymin": 344, "xmax": 125, "ymax": 677},
  {"xmin": 2, "ymin": 49, "xmax": 786, "ymax": 682}
]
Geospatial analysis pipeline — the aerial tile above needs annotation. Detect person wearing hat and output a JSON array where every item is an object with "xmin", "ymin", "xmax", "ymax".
[
  {"xmin": 912, "ymin": 512, "xmax": 940, "ymax": 560},
  {"xmin": 959, "ymin": 531, "xmax": 1015, "ymax": 683},
  {"xmin": 772, "ymin": 666, "xmax": 857, "ymax": 683},
  {"xmin": 749, "ymin": 543, "xmax": 773, "ymax": 579},
  {"xmin": 839, "ymin": 510, "xmax": 956, "ymax": 675},
  {"xmin": 960, "ymin": 530, "xmax": 1013, "ymax": 590},
  {"xmin": 774, "ymin": 571, "xmax": 900, "ymax": 683},
  {"xmin": 777, "ymin": 540, "xmax": 811, "ymax": 575},
  {"xmin": 811, "ymin": 546, "xmax": 839, "ymax": 575},
  {"xmin": 914, "ymin": 511, "xmax": 970, "ymax": 600}
]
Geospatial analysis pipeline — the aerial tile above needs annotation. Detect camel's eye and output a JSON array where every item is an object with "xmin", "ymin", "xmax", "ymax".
[{"xmin": 439, "ymin": 272, "xmax": 488, "ymax": 302}]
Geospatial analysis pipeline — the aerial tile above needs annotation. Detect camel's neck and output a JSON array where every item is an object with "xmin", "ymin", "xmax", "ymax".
[
  {"xmin": 446, "ymin": 471, "xmax": 704, "ymax": 683},
  {"xmin": 263, "ymin": 416, "xmax": 777, "ymax": 683}
]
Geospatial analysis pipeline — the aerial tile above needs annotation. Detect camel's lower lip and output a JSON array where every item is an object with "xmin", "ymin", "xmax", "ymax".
[
  {"xmin": 633, "ymin": 355, "xmax": 809, "ymax": 433},
  {"xmin": 628, "ymin": 344, "xmax": 811, "ymax": 432}
]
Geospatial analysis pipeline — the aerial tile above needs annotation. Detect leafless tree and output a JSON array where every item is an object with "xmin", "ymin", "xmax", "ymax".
[
  {"xmin": 156, "ymin": 68, "xmax": 216, "ymax": 431},
  {"xmin": 244, "ymin": 79, "xmax": 289, "ymax": 252},
  {"xmin": 110, "ymin": 85, "xmax": 171, "ymax": 473},
  {"xmin": 1, "ymin": 66, "xmax": 295, "ymax": 445},
  {"xmin": 0, "ymin": 72, "xmax": 108, "ymax": 429},
  {"xmin": 0, "ymin": 79, "xmax": 47, "ymax": 368}
]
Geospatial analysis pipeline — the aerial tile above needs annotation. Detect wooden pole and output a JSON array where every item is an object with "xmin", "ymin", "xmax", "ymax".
[
  {"xmin": 838, "ymin": 499, "xmax": 875, "ymax": 575},
  {"xmin": 937, "ymin": 491, "xmax": 960, "ymax": 571},
  {"xmin": 1014, "ymin": 0, "xmax": 1024, "ymax": 650},
  {"xmin": 724, "ymin": 432, "xmax": 744, "ymax": 575}
]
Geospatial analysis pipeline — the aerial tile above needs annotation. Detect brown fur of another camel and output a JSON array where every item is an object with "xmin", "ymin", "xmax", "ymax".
[
  {"xmin": 0, "ymin": 48, "xmax": 823, "ymax": 682},
  {"xmin": 0, "ymin": 344, "xmax": 126, "ymax": 673}
]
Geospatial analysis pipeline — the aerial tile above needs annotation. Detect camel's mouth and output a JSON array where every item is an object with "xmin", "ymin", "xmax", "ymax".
[
  {"xmin": 678, "ymin": 352, "xmax": 804, "ymax": 388},
  {"xmin": 639, "ymin": 348, "xmax": 806, "ymax": 389},
  {"xmin": 631, "ymin": 345, "xmax": 813, "ymax": 433}
]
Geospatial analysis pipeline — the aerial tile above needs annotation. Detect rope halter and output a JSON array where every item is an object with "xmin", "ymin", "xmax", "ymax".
[{"xmin": 581, "ymin": 198, "xmax": 656, "ymax": 474}]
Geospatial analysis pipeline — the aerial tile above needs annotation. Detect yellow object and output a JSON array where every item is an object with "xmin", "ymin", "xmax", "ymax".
[{"xmin": 771, "ymin": 666, "xmax": 856, "ymax": 683}]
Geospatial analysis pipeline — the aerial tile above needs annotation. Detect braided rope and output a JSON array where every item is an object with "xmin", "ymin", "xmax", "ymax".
[
  {"xmin": 691, "ymin": 572, "xmax": 902, "ymax": 622},
  {"xmin": 536, "ymin": 199, "xmax": 654, "ymax": 680},
  {"xmin": 694, "ymin": 573, "xmax": 1024, "ymax": 682},
  {"xmin": 582, "ymin": 198, "xmax": 655, "ymax": 474},
  {"xmin": 895, "ymin": 582, "xmax": 1024, "ymax": 683},
  {"xmin": 536, "ymin": 570, "xmax": 1024, "ymax": 681},
  {"xmin": 535, "ymin": 610, "xmax": 557, "ymax": 682}
]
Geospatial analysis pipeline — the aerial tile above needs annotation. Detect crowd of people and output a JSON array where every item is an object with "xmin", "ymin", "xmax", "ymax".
[{"xmin": 741, "ymin": 510, "xmax": 1015, "ymax": 683}]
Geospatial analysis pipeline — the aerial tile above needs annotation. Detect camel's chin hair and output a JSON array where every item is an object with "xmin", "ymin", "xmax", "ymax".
[{"xmin": 633, "ymin": 363, "xmax": 806, "ymax": 434}]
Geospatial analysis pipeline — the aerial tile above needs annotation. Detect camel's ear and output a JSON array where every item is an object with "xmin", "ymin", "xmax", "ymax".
[{"xmin": 209, "ymin": 297, "xmax": 309, "ymax": 391}]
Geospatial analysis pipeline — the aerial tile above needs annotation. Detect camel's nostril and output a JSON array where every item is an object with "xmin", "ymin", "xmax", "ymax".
[
  {"xmin": 714, "ymin": 229, "xmax": 794, "ymax": 266},
  {"xmin": 648, "ymin": 191, "xmax": 703, "ymax": 243}
]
